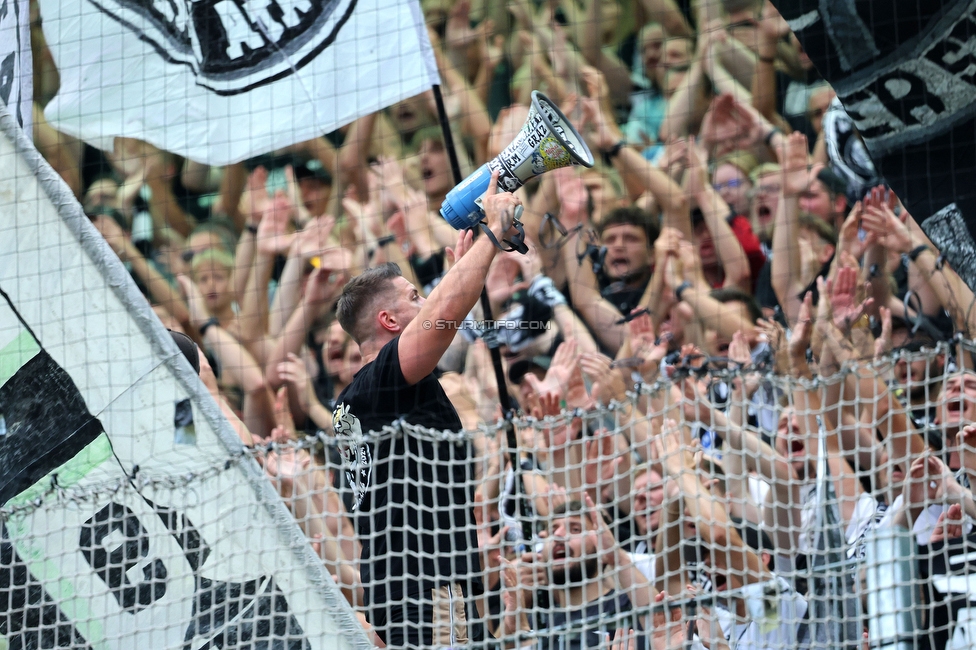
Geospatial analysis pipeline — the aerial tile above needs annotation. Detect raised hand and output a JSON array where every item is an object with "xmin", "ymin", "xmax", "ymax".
[
  {"xmin": 584, "ymin": 428, "xmax": 623, "ymax": 491},
  {"xmin": 584, "ymin": 493, "xmax": 619, "ymax": 566},
  {"xmin": 277, "ymin": 352, "xmax": 313, "ymax": 417},
  {"xmin": 861, "ymin": 203, "xmax": 914, "ymax": 254},
  {"xmin": 385, "ymin": 210, "xmax": 415, "ymax": 259},
  {"xmin": 611, "ymin": 628, "xmax": 637, "ymax": 650},
  {"xmin": 930, "ymin": 503, "xmax": 966, "ymax": 544},
  {"xmin": 478, "ymin": 523, "xmax": 508, "ymax": 573},
  {"xmin": 728, "ymin": 330, "xmax": 760, "ymax": 397},
  {"xmin": 283, "ymin": 165, "xmax": 312, "ymax": 225},
  {"xmin": 552, "ymin": 168, "xmax": 590, "ymax": 227},
  {"xmin": 680, "ymin": 376, "xmax": 714, "ymax": 426},
  {"xmin": 727, "ymin": 330, "xmax": 752, "ymax": 368},
  {"xmin": 581, "ymin": 96, "xmax": 621, "ymax": 152},
  {"xmin": 500, "ymin": 557, "xmax": 532, "ymax": 637},
  {"xmin": 304, "ymin": 266, "xmax": 348, "ymax": 306},
  {"xmin": 445, "ymin": 228, "xmax": 474, "ymax": 270},
  {"xmin": 781, "ymin": 132, "xmax": 810, "ymax": 197},
  {"xmin": 544, "ymin": 339, "xmax": 580, "ymax": 398},
  {"xmin": 756, "ymin": 317, "xmax": 788, "ymax": 373},
  {"xmin": 626, "ymin": 310, "xmax": 669, "ymax": 381},
  {"xmin": 874, "ymin": 306, "xmax": 893, "ymax": 359},
  {"xmin": 256, "ymin": 192, "xmax": 297, "ymax": 255},
  {"xmin": 827, "ymin": 266, "xmax": 873, "ymax": 333},
  {"xmin": 445, "ymin": 0, "xmax": 478, "ymax": 52},
  {"xmin": 240, "ymin": 166, "xmax": 270, "ymax": 227},
  {"xmin": 650, "ymin": 591, "xmax": 686, "ymax": 650},
  {"xmin": 482, "ymin": 171, "xmax": 523, "ymax": 239},
  {"xmin": 788, "ymin": 292, "xmax": 813, "ymax": 375},
  {"xmin": 272, "ymin": 386, "xmax": 297, "ymax": 443},
  {"xmin": 294, "ymin": 215, "xmax": 336, "ymax": 260},
  {"xmin": 658, "ymin": 138, "xmax": 689, "ymax": 181},
  {"xmin": 837, "ymin": 202, "xmax": 873, "ymax": 259},
  {"xmin": 758, "ymin": 0, "xmax": 790, "ymax": 41},
  {"xmin": 699, "ymin": 94, "xmax": 764, "ymax": 158},
  {"xmin": 486, "ymin": 256, "xmax": 529, "ymax": 309},
  {"xmin": 957, "ymin": 424, "xmax": 976, "ymax": 479},
  {"xmin": 513, "ymin": 239, "xmax": 544, "ymax": 284},
  {"xmin": 175, "ymin": 274, "xmax": 212, "ymax": 331},
  {"xmin": 580, "ymin": 352, "xmax": 627, "ymax": 405},
  {"xmin": 91, "ymin": 214, "xmax": 128, "ymax": 258},
  {"xmin": 653, "ymin": 418, "xmax": 696, "ymax": 477},
  {"xmin": 580, "ymin": 65, "xmax": 610, "ymax": 103},
  {"xmin": 906, "ymin": 454, "xmax": 950, "ymax": 508}
]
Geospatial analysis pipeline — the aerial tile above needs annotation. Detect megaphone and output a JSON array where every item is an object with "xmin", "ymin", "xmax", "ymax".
[{"xmin": 440, "ymin": 91, "xmax": 595, "ymax": 252}]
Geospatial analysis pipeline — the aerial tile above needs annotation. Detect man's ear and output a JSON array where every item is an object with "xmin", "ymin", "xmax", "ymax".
[
  {"xmin": 833, "ymin": 196, "xmax": 848, "ymax": 218},
  {"xmin": 376, "ymin": 309, "xmax": 400, "ymax": 334},
  {"xmin": 820, "ymin": 243, "xmax": 836, "ymax": 265}
]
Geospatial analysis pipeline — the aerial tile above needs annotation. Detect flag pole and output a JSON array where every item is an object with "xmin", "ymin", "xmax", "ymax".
[{"xmin": 431, "ymin": 84, "xmax": 532, "ymax": 542}]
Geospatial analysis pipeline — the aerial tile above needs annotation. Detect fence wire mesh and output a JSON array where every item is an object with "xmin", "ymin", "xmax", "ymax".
[
  {"xmin": 7, "ymin": 0, "xmax": 976, "ymax": 648},
  {"xmin": 5, "ymin": 342, "xmax": 976, "ymax": 649}
]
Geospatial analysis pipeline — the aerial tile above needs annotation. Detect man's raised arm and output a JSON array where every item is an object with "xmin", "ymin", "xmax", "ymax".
[{"xmin": 398, "ymin": 172, "xmax": 521, "ymax": 385}]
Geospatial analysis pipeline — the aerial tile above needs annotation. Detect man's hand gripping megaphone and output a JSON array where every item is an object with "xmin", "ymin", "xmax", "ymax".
[{"xmin": 479, "ymin": 170, "xmax": 527, "ymax": 254}]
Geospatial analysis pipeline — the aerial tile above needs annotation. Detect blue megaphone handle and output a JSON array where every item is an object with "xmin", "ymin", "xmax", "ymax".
[{"xmin": 439, "ymin": 164, "xmax": 495, "ymax": 230}]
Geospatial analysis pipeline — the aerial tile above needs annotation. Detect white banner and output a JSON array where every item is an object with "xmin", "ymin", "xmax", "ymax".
[
  {"xmin": 0, "ymin": 103, "xmax": 370, "ymax": 650},
  {"xmin": 0, "ymin": 0, "xmax": 32, "ymax": 137},
  {"xmin": 36, "ymin": 0, "xmax": 438, "ymax": 165}
]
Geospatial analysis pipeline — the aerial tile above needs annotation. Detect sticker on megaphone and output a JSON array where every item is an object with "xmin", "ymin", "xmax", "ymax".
[{"xmin": 440, "ymin": 91, "xmax": 594, "ymax": 232}]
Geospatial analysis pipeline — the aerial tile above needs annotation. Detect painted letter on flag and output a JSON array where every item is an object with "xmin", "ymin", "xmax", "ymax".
[
  {"xmin": 36, "ymin": 0, "xmax": 438, "ymax": 165},
  {"xmin": 0, "ymin": 102, "xmax": 371, "ymax": 650},
  {"xmin": 0, "ymin": 0, "xmax": 32, "ymax": 137}
]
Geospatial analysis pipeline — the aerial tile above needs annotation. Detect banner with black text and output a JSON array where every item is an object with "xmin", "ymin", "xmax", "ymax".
[{"xmin": 36, "ymin": 0, "xmax": 437, "ymax": 164}]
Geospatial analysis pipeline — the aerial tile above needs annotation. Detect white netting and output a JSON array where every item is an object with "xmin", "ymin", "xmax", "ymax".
[
  {"xmin": 7, "ymin": 340, "xmax": 976, "ymax": 649},
  {"xmin": 9, "ymin": 0, "xmax": 976, "ymax": 648}
]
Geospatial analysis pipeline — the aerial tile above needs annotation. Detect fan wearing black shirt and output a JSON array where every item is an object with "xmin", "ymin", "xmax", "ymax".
[{"xmin": 331, "ymin": 171, "xmax": 522, "ymax": 648}]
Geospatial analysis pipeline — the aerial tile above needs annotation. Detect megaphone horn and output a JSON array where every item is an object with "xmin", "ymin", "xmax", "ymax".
[{"xmin": 440, "ymin": 91, "xmax": 595, "ymax": 253}]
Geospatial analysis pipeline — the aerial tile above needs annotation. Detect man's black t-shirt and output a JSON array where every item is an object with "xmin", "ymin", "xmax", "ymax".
[
  {"xmin": 332, "ymin": 336, "xmax": 479, "ymax": 607},
  {"xmin": 535, "ymin": 590, "xmax": 647, "ymax": 650}
]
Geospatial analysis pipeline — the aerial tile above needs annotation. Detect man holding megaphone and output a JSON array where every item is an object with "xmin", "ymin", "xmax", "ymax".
[
  {"xmin": 440, "ymin": 91, "xmax": 595, "ymax": 253},
  {"xmin": 331, "ymin": 170, "xmax": 521, "ymax": 648}
]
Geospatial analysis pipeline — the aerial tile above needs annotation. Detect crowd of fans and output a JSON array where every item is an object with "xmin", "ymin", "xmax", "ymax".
[{"xmin": 27, "ymin": 0, "xmax": 976, "ymax": 647}]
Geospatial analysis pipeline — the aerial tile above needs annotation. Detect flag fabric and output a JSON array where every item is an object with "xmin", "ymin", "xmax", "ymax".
[
  {"xmin": 773, "ymin": 0, "xmax": 976, "ymax": 245},
  {"xmin": 36, "ymin": 0, "xmax": 438, "ymax": 165},
  {"xmin": 0, "ymin": 102, "xmax": 371, "ymax": 649},
  {"xmin": 0, "ymin": 0, "xmax": 32, "ymax": 136}
]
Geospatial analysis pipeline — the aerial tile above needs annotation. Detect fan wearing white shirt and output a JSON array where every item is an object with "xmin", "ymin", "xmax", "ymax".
[{"xmin": 655, "ymin": 420, "xmax": 809, "ymax": 650}]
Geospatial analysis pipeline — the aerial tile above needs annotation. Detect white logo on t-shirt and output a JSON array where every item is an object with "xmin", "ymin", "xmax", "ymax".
[{"xmin": 332, "ymin": 402, "xmax": 371, "ymax": 510}]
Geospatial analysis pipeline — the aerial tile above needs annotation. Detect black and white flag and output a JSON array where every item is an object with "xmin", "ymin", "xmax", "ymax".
[
  {"xmin": 0, "ymin": 99, "xmax": 369, "ymax": 649},
  {"xmin": 36, "ymin": 0, "xmax": 437, "ymax": 164}
]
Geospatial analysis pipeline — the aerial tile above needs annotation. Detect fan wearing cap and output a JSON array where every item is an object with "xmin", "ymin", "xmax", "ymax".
[{"xmin": 292, "ymin": 155, "xmax": 332, "ymax": 218}]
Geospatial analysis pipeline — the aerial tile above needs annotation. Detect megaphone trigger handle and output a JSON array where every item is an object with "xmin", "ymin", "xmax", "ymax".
[{"xmin": 513, "ymin": 204, "xmax": 524, "ymax": 222}]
